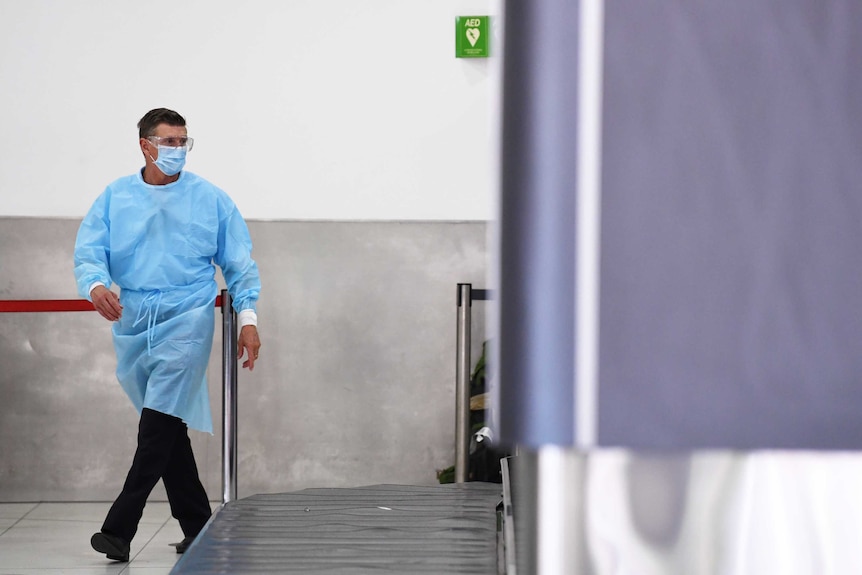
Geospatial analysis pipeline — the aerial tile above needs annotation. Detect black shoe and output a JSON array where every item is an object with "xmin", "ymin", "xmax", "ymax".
[
  {"xmin": 90, "ymin": 531, "xmax": 130, "ymax": 562},
  {"xmin": 172, "ymin": 535, "xmax": 195, "ymax": 554}
]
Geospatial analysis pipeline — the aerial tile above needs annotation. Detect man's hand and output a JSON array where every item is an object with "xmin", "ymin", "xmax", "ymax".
[
  {"xmin": 239, "ymin": 325, "xmax": 261, "ymax": 371},
  {"xmin": 90, "ymin": 285, "xmax": 123, "ymax": 322}
]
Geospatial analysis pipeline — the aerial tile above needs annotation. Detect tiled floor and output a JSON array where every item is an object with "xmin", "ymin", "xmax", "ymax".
[{"xmin": 0, "ymin": 501, "xmax": 207, "ymax": 575}]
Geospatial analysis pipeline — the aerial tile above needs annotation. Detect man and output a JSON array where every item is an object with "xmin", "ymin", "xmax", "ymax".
[{"xmin": 74, "ymin": 108, "xmax": 261, "ymax": 562}]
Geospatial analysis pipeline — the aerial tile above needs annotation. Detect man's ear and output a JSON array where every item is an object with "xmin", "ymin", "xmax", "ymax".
[{"xmin": 140, "ymin": 138, "xmax": 153, "ymax": 160}]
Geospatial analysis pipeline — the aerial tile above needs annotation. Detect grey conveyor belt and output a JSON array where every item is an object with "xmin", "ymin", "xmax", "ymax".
[{"xmin": 171, "ymin": 482, "xmax": 503, "ymax": 574}]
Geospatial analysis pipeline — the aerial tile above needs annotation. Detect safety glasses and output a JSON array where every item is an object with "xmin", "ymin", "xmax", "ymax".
[{"xmin": 146, "ymin": 136, "xmax": 194, "ymax": 151}]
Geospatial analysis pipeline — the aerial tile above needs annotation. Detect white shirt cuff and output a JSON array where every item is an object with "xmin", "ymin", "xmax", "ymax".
[{"xmin": 238, "ymin": 309, "xmax": 258, "ymax": 328}]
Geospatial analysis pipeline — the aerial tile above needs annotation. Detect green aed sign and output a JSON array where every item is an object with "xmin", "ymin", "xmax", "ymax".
[{"xmin": 455, "ymin": 16, "xmax": 490, "ymax": 58}]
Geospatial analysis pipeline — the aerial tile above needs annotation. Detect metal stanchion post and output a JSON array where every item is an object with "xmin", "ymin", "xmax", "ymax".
[
  {"xmin": 221, "ymin": 289, "xmax": 238, "ymax": 503},
  {"xmin": 455, "ymin": 283, "xmax": 472, "ymax": 483}
]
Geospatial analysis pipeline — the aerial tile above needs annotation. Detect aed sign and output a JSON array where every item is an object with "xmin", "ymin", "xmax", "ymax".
[{"xmin": 455, "ymin": 16, "xmax": 490, "ymax": 58}]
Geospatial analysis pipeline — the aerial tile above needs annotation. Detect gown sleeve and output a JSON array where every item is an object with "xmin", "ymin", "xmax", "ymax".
[
  {"xmin": 73, "ymin": 190, "xmax": 113, "ymax": 300},
  {"xmin": 214, "ymin": 196, "xmax": 261, "ymax": 314}
]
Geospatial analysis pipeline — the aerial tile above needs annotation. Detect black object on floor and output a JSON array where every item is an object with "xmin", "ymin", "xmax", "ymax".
[
  {"xmin": 171, "ymin": 483, "xmax": 502, "ymax": 574},
  {"xmin": 90, "ymin": 531, "xmax": 130, "ymax": 562},
  {"xmin": 171, "ymin": 536, "xmax": 195, "ymax": 554}
]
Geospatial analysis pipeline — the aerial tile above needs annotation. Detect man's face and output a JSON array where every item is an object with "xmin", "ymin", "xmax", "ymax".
[{"xmin": 142, "ymin": 123, "xmax": 189, "ymax": 160}]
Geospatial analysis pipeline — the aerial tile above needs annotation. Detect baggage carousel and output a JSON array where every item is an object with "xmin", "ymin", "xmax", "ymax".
[{"xmin": 171, "ymin": 482, "xmax": 503, "ymax": 574}]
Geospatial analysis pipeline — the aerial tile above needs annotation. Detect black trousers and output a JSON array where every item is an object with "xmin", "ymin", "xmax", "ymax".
[{"xmin": 102, "ymin": 408, "xmax": 212, "ymax": 543}]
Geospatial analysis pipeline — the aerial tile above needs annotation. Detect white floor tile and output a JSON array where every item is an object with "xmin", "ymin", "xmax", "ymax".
[
  {"xmin": 0, "ymin": 503, "xmax": 208, "ymax": 575},
  {"xmin": 24, "ymin": 502, "xmax": 171, "ymax": 525},
  {"xmin": 0, "ymin": 569, "xmax": 124, "ymax": 575},
  {"xmin": 139, "ymin": 502, "xmax": 173, "ymax": 525},
  {"xmin": 131, "ymin": 522, "xmax": 186, "ymax": 569},
  {"xmin": 0, "ymin": 518, "xmax": 161, "ymax": 570},
  {"xmin": 24, "ymin": 503, "xmax": 112, "ymax": 523},
  {"xmin": 0, "ymin": 503, "xmax": 38, "ymax": 519}
]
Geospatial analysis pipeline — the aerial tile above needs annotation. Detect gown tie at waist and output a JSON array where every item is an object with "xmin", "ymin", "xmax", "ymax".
[{"xmin": 132, "ymin": 290, "xmax": 162, "ymax": 356}]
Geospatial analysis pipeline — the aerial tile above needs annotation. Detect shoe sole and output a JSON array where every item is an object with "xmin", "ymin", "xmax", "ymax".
[{"xmin": 91, "ymin": 533, "xmax": 129, "ymax": 562}]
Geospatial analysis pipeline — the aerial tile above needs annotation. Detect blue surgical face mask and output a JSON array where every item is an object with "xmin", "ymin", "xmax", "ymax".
[{"xmin": 149, "ymin": 145, "xmax": 187, "ymax": 176}]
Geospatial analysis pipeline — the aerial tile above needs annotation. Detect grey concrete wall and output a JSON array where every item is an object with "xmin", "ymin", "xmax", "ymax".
[{"xmin": 0, "ymin": 218, "xmax": 488, "ymax": 501}]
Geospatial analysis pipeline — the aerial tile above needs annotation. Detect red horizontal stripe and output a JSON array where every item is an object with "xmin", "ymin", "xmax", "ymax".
[
  {"xmin": 0, "ymin": 295, "xmax": 224, "ymax": 313},
  {"xmin": 0, "ymin": 299, "xmax": 95, "ymax": 313}
]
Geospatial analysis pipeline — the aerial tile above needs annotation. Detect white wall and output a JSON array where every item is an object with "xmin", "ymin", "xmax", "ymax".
[{"xmin": 0, "ymin": 0, "xmax": 497, "ymax": 220}]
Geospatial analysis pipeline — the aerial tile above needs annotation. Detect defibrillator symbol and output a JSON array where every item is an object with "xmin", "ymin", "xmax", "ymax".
[{"xmin": 455, "ymin": 16, "xmax": 490, "ymax": 58}]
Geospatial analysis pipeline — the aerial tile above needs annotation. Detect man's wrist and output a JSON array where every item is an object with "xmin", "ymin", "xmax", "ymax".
[{"xmin": 88, "ymin": 282, "xmax": 106, "ymax": 300}]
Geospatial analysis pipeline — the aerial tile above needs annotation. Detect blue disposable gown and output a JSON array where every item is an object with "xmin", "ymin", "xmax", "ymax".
[{"xmin": 74, "ymin": 170, "xmax": 260, "ymax": 433}]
